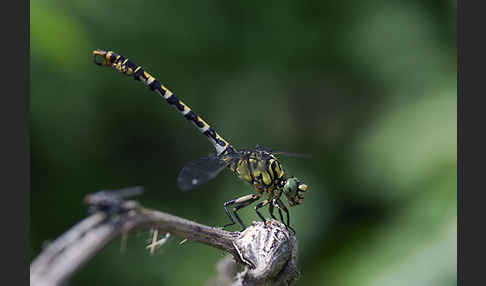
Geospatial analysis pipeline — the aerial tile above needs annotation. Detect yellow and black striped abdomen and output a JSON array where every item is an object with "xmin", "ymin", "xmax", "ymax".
[
  {"xmin": 93, "ymin": 50, "xmax": 231, "ymax": 155},
  {"xmin": 230, "ymin": 150, "xmax": 285, "ymax": 197}
]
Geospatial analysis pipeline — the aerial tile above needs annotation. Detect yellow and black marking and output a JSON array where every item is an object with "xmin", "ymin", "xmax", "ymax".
[
  {"xmin": 93, "ymin": 50, "xmax": 230, "ymax": 155},
  {"xmin": 93, "ymin": 50, "xmax": 308, "ymax": 233},
  {"xmin": 226, "ymin": 148, "xmax": 285, "ymax": 195}
]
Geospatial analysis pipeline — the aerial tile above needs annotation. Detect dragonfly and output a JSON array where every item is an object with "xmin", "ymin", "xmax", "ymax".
[{"xmin": 93, "ymin": 50, "xmax": 309, "ymax": 233}]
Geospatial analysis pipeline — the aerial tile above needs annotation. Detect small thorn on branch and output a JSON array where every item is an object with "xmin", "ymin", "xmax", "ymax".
[
  {"xmin": 179, "ymin": 238, "xmax": 188, "ymax": 245},
  {"xmin": 146, "ymin": 230, "xmax": 171, "ymax": 254}
]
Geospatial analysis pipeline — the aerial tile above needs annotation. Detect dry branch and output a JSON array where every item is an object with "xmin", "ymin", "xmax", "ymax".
[{"xmin": 30, "ymin": 196, "xmax": 300, "ymax": 286}]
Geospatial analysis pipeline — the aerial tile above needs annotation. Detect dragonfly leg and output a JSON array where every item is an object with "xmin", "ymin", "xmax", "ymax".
[
  {"xmin": 272, "ymin": 200, "xmax": 287, "ymax": 227},
  {"xmin": 269, "ymin": 200, "xmax": 278, "ymax": 220},
  {"xmin": 223, "ymin": 200, "xmax": 236, "ymax": 227},
  {"xmin": 254, "ymin": 199, "xmax": 269, "ymax": 223},
  {"xmin": 278, "ymin": 207, "xmax": 284, "ymax": 225},
  {"xmin": 223, "ymin": 194, "xmax": 260, "ymax": 231},
  {"xmin": 277, "ymin": 199, "xmax": 296, "ymax": 234}
]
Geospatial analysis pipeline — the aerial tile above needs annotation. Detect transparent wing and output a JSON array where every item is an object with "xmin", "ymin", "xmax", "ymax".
[
  {"xmin": 177, "ymin": 155, "xmax": 230, "ymax": 192},
  {"xmin": 272, "ymin": 151, "xmax": 312, "ymax": 158},
  {"xmin": 254, "ymin": 145, "xmax": 312, "ymax": 158}
]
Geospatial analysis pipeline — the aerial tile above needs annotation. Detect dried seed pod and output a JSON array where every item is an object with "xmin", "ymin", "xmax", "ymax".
[{"xmin": 232, "ymin": 220, "xmax": 300, "ymax": 286}]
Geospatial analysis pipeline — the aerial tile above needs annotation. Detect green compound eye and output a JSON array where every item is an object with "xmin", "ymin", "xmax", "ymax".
[
  {"xmin": 283, "ymin": 177, "xmax": 307, "ymax": 207},
  {"xmin": 284, "ymin": 178, "xmax": 298, "ymax": 194}
]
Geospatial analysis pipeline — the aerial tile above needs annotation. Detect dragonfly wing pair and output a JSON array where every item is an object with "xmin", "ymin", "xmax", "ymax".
[{"xmin": 177, "ymin": 155, "xmax": 230, "ymax": 192}]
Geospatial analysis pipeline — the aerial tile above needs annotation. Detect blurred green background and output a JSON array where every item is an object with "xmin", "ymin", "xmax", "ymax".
[{"xmin": 30, "ymin": 0, "xmax": 456, "ymax": 285}]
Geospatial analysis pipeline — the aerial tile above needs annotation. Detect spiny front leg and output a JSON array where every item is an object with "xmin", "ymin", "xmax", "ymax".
[
  {"xmin": 254, "ymin": 199, "xmax": 270, "ymax": 223},
  {"xmin": 269, "ymin": 200, "xmax": 278, "ymax": 220},
  {"xmin": 223, "ymin": 194, "xmax": 261, "ymax": 231},
  {"xmin": 275, "ymin": 202, "xmax": 285, "ymax": 225},
  {"xmin": 269, "ymin": 199, "xmax": 290, "ymax": 231},
  {"xmin": 276, "ymin": 199, "xmax": 296, "ymax": 234}
]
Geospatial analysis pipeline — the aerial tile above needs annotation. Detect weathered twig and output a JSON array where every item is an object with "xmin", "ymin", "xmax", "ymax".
[{"xmin": 30, "ymin": 195, "xmax": 300, "ymax": 286}]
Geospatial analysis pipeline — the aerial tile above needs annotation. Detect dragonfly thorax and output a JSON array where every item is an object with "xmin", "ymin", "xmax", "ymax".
[
  {"xmin": 226, "ymin": 149, "xmax": 288, "ymax": 200},
  {"xmin": 227, "ymin": 149, "xmax": 309, "ymax": 206}
]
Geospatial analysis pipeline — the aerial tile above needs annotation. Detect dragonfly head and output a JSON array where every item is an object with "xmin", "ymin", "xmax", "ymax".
[{"xmin": 283, "ymin": 177, "xmax": 308, "ymax": 206}]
